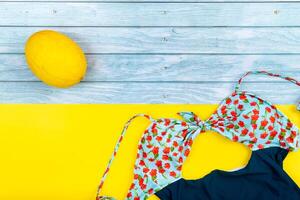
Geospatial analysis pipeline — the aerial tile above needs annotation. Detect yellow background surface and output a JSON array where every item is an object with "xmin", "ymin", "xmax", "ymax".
[{"xmin": 0, "ymin": 105, "xmax": 299, "ymax": 200}]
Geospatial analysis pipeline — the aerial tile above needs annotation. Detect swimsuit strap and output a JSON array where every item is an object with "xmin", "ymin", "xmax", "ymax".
[
  {"xmin": 96, "ymin": 114, "xmax": 154, "ymax": 199},
  {"xmin": 234, "ymin": 71, "xmax": 300, "ymax": 110},
  {"xmin": 235, "ymin": 71, "xmax": 300, "ymax": 92}
]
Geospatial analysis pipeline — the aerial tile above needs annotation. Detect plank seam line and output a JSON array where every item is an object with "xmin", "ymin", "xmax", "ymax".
[
  {"xmin": 0, "ymin": 81, "xmax": 297, "ymax": 83},
  {"xmin": 3, "ymin": 53, "xmax": 300, "ymax": 55},
  {"xmin": 4, "ymin": 26, "xmax": 300, "ymax": 28}
]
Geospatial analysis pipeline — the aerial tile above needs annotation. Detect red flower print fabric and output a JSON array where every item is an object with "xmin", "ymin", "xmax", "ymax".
[
  {"xmin": 126, "ymin": 111, "xmax": 206, "ymax": 199},
  {"xmin": 207, "ymin": 91, "xmax": 300, "ymax": 151},
  {"xmin": 96, "ymin": 71, "xmax": 300, "ymax": 200}
]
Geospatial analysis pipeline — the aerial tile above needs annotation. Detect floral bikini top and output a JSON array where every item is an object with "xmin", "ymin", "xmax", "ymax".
[{"xmin": 96, "ymin": 71, "xmax": 300, "ymax": 200}]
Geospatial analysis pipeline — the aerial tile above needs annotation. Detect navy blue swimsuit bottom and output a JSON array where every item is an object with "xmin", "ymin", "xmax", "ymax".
[{"xmin": 156, "ymin": 147, "xmax": 300, "ymax": 200}]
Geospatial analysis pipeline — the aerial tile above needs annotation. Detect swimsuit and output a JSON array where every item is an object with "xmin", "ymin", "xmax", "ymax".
[
  {"xmin": 156, "ymin": 147, "xmax": 300, "ymax": 200},
  {"xmin": 96, "ymin": 71, "xmax": 300, "ymax": 200}
]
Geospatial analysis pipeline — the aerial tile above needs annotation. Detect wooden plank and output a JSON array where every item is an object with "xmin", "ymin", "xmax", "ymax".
[
  {"xmin": 2, "ymin": 27, "xmax": 300, "ymax": 54},
  {"xmin": 1, "ymin": 54, "xmax": 300, "ymax": 81},
  {"xmin": 0, "ymin": 82, "xmax": 298, "ymax": 103},
  {"xmin": 0, "ymin": 3, "xmax": 300, "ymax": 26}
]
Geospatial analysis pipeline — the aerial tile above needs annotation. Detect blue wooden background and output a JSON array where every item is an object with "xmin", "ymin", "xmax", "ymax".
[{"xmin": 0, "ymin": 1, "xmax": 299, "ymax": 103}]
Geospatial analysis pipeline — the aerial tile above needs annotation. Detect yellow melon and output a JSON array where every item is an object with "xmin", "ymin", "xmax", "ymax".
[{"xmin": 25, "ymin": 30, "xmax": 87, "ymax": 88}]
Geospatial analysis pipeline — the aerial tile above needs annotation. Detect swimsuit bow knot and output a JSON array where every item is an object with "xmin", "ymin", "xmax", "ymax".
[{"xmin": 177, "ymin": 111, "xmax": 211, "ymax": 133}]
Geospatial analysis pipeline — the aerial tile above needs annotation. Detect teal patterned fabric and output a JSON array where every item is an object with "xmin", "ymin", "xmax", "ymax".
[{"xmin": 96, "ymin": 71, "xmax": 300, "ymax": 200}]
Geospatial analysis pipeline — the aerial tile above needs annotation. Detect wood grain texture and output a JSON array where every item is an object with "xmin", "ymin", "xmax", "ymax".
[
  {"xmin": 0, "ymin": 2, "xmax": 300, "ymax": 103},
  {"xmin": 0, "ymin": 82, "xmax": 298, "ymax": 103},
  {"xmin": 1, "ymin": 54, "xmax": 300, "ymax": 81},
  {"xmin": 3, "ymin": 27, "xmax": 300, "ymax": 54},
  {"xmin": 0, "ymin": 3, "xmax": 300, "ymax": 26}
]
